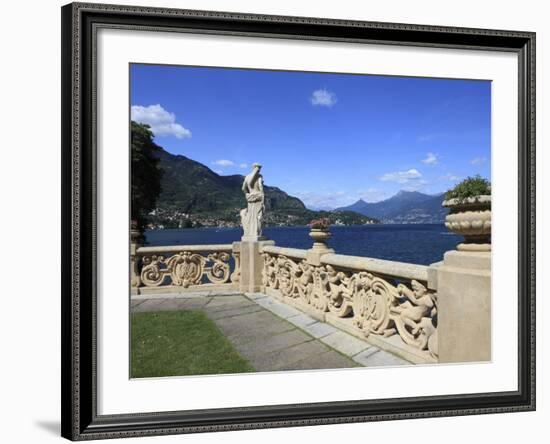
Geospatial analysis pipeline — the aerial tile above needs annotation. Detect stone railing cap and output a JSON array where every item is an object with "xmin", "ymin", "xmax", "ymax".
[
  {"xmin": 261, "ymin": 247, "xmax": 429, "ymax": 282},
  {"xmin": 261, "ymin": 245, "xmax": 308, "ymax": 259},
  {"xmin": 136, "ymin": 244, "xmax": 233, "ymax": 254},
  {"xmin": 321, "ymin": 253, "xmax": 429, "ymax": 282}
]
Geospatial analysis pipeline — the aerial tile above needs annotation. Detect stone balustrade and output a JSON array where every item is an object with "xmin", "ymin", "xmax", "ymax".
[
  {"xmin": 130, "ymin": 229, "xmax": 490, "ymax": 365},
  {"xmin": 131, "ymin": 244, "xmax": 241, "ymax": 295},
  {"xmin": 260, "ymin": 245, "xmax": 438, "ymax": 363}
]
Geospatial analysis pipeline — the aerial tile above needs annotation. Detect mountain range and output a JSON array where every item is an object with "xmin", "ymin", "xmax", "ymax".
[
  {"xmin": 147, "ymin": 147, "xmax": 447, "ymax": 227},
  {"xmin": 149, "ymin": 148, "xmax": 378, "ymax": 228},
  {"xmin": 336, "ymin": 190, "xmax": 448, "ymax": 224}
]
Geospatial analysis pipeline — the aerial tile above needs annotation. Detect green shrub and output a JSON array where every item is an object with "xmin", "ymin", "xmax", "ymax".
[{"xmin": 445, "ymin": 175, "xmax": 491, "ymax": 200}]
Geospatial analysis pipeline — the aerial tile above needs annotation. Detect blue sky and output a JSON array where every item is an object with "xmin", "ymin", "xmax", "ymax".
[{"xmin": 130, "ymin": 64, "xmax": 491, "ymax": 210}]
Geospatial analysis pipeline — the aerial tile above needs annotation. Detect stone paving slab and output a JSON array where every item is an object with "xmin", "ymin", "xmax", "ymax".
[
  {"xmin": 131, "ymin": 298, "xmax": 170, "ymax": 312},
  {"xmin": 234, "ymin": 329, "xmax": 313, "ymax": 360},
  {"xmin": 286, "ymin": 313, "xmax": 317, "ymax": 328},
  {"xmin": 204, "ymin": 299, "xmax": 256, "ymax": 313},
  {"xmin": 132, "ymin": 291, "xmax": 213, "ymax": 300},
  {"xmin": 255, "ymin": 298, "xmax": 303, "ymax": 319},
  {"xmin": 253, "ymin": 340, "xmax": 333, "ymax": 372},
  {"xmin": 155, "ymin": 298, "xmax": 192, "ymax": 311},
  {"xmin": 214, "ymin": 309, "xmax": 284, "ymax": 333},
  {"xmin": 214, "ymin": 311, "xmax": 296, "ymax": 346},
  {"xmin": 204, "ymin": 295, "xmax": 250, "ymax": 308},
  {"xmin": 356, "ymin": 349, "xmax": 409, "ymax": 367},
  {"xmin": 301, "ymin": 321, "xmax": 339, "ymax": 339},
  {"xmin": 227, "ymin": 325, "xmax": 297, "ymax": 348},
  {"xmin": 252, "ymin": 296, "xmax": 278, "ymax": 308},
  {"xmin": 205, "ymin": 304, "xmax": 263, "ymax": 320},
  {"xmin": 319, "ymin": 331, "xmax": 371, "ymax": 357},
  {"xmin": 180, "ymin": 297, "xmax": 213, "ymax": 309},
  {"xmin": 351, "ymin": 347, "xmax": 381, "ymax": 366},
  {"xmin": 281, "ymin": 350, "xmax": 360, "ymax": 371},
  {"xmin": 244, "ymin": 292, "xmax": 269, "ymax": 300},
  {"xmin": 208, "ymin": 290, "xmax": 243, "ymax": 296},
  {"xmin": 130, "ymin": 299, "xmax": 146, "ymax": 309}
]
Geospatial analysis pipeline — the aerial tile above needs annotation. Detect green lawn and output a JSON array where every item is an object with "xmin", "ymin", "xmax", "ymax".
[{"xmin": 131, "ymin": 310, "xmax": 254, "ymax": 378}]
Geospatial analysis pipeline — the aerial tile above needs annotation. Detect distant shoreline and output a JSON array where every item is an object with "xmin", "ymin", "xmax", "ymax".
[{"xmin": 144, "ymin": 222, "xmax": 446, "ymax": 231}]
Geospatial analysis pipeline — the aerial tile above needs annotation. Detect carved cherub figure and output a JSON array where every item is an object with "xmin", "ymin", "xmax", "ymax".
[
  {"xmin": 296, "ymin": 260, "xmax": 314, "ymax": 302},
  {"xmin": 393, "ymin": 280, "xmax": 437, "ymax": 348},
  {"xmin": 262, "ymin": 253, "xmax": 277, "ymax": 287},
  {"xmin": 417, "ymin": 317, "xmax": 438, "ymax": 358}
]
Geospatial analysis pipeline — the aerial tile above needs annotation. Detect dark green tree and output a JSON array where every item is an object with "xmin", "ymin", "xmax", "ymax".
[
  {"xmin": 131, "ymin": 121, "xmax": 163, "ymax": 229},
  {"xmin": 445, "ymin": 174, "xmax": 491, "ymax": 200}
]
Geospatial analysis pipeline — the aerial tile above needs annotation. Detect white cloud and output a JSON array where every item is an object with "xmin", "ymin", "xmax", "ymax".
[
  {"xmin": 422, "ymin": 152, "xmax": 439, "ymax": 165},
  {"xmin": 310, "ymin": 89, "xmax": 337, "ymax": 107},
  {"xmin": 212, "ymin": 159, "xmax": 235, "ymax": 167},
  {"xmin": 470, "ymin": 156, "xmax": 487, "ymax": 165},
  {"xmin": 212, "ymin": 160, "xmax": 249, "ymax": 170},
  {"xmin": 131, "ymin": 104, "xmax": 191, "ymax": 139},
  {"xmin": 380, "ymin": 169, "xmax": 423, "ymax": 184}
]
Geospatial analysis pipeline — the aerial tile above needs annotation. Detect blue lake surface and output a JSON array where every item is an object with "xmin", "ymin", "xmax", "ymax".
[{"xmin": 144, "ymin": 224, "xmax": 461, "ymax": 266}]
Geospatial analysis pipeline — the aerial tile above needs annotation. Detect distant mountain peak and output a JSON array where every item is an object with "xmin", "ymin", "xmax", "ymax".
[
  {"xmin": 396, "ymin": 190, "xmax": 424, "ymax": 196},
  {"xmin": 337, "ymin": 189, "xmax": 448, "ymax": 224}
]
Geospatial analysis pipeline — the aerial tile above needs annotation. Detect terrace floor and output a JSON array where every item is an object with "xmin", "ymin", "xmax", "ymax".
[{"xmin": 131, "ymin": 291, "xmax": 409, "ymax": 373}]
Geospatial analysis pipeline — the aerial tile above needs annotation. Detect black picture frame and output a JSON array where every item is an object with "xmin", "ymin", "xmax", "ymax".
[{"xmin": 61, "ymin": 2, "xmax": 536, "ymax": 440}]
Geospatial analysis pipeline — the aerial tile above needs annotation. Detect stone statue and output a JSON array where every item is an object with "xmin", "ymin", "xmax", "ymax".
[{"xmin": 240, "ymin": 163, "xmax": 265, "ymax": 240}]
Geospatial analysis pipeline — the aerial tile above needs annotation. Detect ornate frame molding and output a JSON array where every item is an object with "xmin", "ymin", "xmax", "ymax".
[{"xmin": 61, "ymin": 2, "xmax": 535, "ymax": 440}]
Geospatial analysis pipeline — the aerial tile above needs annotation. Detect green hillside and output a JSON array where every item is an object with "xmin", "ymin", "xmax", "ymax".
[{"xmin": 147, "ymin": 148, "xmax": 378, "ymax": 228}]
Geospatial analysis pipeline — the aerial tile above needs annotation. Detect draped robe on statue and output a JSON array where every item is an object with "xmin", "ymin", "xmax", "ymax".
[{"xmin": 240, "ymin": 165, "xmax": 265, "ymax": 240}]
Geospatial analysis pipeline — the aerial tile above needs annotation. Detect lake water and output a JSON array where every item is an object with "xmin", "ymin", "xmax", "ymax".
[{"xmin": 144, "ymin": 224, "xmax": 461, "ymax": 266}]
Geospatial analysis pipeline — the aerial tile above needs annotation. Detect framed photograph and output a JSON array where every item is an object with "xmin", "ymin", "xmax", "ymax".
[{"xmin": 61, "ymin": 2, "xmax": 535, "ymax": 440}]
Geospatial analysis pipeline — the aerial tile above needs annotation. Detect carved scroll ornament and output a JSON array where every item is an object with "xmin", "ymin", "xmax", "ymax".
[
  {"xmin": 140, "ymin": 250, "xmax": 232, "ymax": 288},
  {"xmin": 262, "ymin": 253, "xmax": 438, "ymax": 358}
]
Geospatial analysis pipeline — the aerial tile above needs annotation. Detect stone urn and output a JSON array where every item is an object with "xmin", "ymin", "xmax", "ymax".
[
  {"xmin": 309, "ymin": 228, "xmax": 332, "ymax": 251},
  {"xmin": 442, "ymin": 195, "xmax": 491, "ymax": 251}
]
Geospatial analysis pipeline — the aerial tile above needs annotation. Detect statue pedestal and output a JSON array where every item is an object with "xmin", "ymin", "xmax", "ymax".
[{"xmin": 239, "ymin": 239, "xmax": 274, "ymax": 293}]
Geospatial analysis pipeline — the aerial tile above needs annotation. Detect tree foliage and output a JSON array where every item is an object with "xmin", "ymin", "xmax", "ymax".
[
  {"xmin": 445, "ymin": 175, "xmax": 491, "ymax": 200},
  {"xmin": 131, "ymin": 121, "xmax": 163, "ymax": 227}
]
